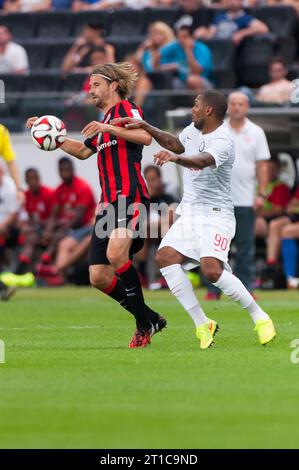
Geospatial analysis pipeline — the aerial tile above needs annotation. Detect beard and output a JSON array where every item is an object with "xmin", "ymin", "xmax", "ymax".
[{"xmin": 194, "ymin": 119, "xmax": 204, "ymax": 130}]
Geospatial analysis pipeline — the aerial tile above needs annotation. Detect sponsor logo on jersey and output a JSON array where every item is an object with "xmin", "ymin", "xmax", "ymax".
[{"xmin": 97, "ymin": 140, "xmax": 118, "ymax": 152}]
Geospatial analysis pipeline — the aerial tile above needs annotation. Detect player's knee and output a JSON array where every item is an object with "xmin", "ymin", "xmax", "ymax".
[
  {"xmin": 89, "ymin": 269, "xmax": 110, "ymax": 291},
  {"xmin": 107, "ymin": 250, "xmax": 127, "ymax": 269},
  {"xmin": 155, "ymin": 249, "xmax": 171, "ymax": 268},
  {"xmin": 201, "ymin": 265, "xmax": 223, "ymax": 283}
]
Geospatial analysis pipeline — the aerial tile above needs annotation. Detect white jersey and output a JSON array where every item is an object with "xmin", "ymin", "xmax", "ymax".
[{"xmin": 178, "ymin": 122, "xmax": 235, "ymax": 212}]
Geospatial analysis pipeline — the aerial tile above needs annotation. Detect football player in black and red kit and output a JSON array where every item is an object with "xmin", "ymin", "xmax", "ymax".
[{"xmin": 26, "ymin": 62, "xmax": 166, "ymax": 348}]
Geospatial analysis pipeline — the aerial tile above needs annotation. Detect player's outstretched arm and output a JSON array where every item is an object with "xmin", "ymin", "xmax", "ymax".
[
  {"xmin": 110, "ymin": 117, "xmax": 185, "ymax": 154},
  {"xmin": 82, "ymin": 120, "xmax": 152, "ymax": 146},
  {"xmin": 26, "ymin": 117, "xmax": 93, "ymax": 160},
  {"xmin": 154, "ymin": 150, "xmax": 215, "ymax": 169}
]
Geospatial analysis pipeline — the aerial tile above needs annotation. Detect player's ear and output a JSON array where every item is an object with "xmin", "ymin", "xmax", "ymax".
[
  {"xmin": 206, "ymin": 105, "xmax": 213, "ymax": 117},
  {"xmin": 111, "ymin": 81, "xmax": 118, "ymax": 93}
]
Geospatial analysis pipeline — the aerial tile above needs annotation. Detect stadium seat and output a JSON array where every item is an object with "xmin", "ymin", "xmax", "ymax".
[
  {"xmin": 60, "ymin": 73, "xmax": 88, "ymax": 92},
  {"xmin": 20, "ymin": 40, "xmax": 50, "ymax": 70},
  {"xmin": 71, "ymin": 11, "xmax": 111, "ymax": 37},
  {"xmin": 254, "ymin": 6, "xmax": 297, "ymax": 62},
  {"xmin": 203, "ymin": 39, "xmax": 236, "ymax": 89},
  {"xmin": 0, "ymin": 102, "xmax": 11, "ymax": 118},
  {"xmin": 19, "ymin": 97, "xmax": 64, "ymax": 119},
  {"xmin": 0, "ymin": 74, "xmax": 24, "ymax": 117},
  {"xmin": 254, "ymin": 6, "xmax": 296, "ymax": 37},
  {"xmin": 107, "ymin": 37, "xmax": 144, "ymax": 62},
  {"xmin": 0, "ymin": 117, "xmax": 23, "ymax": 132},
  {"xmin": 146, "ymin": 70, "xmax": 175, "ymax": 90},
  {"xmin": 287, "ymin": 64, "xmax": 299, "ymax": 81},
  {"xmin": 24, "ymin": 72, "xmax": 61, "ymax": 92},
  {"xmin": 237, "ymin": 34, "xmax": 276, "ymax": 87},
  {"xmin": 0, "ymin": 12, "xmax": 37, "ymax": 39},
  {"xmin": 143, "ymin": 7, "xmax": 180, "ymax": 31},
  {"xmin": 109, "ymin": 9, "xmax": 146, "ymax": 37},
  {"xmin": 35, "ymin": 12, "xmax": 73, "ymax": 38},
  {"xmin": 0, "ymin": 74, "xmax": 25, "ymax": 94},
  {"xmin": 48, "ymin": 39, "xmax": 74, "ymax": 70}
]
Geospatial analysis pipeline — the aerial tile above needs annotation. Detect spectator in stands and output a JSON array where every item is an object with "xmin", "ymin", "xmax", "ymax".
[
  {"xmin": 160, "ymin": 25, "xmax": 214, "ymax": 90},
  {"xmin": 197, "ymin": 0, "xmax": 268, "ymax": 46},
  {"xmin": 73, "ymin": 46, "xmax": 108, "ymax": 75},
  {"xmin": 136, "ymin": 22, "xmax": 175, "ymax": 74},
  {"xmin": 0, "ymin": 123, "xmax": 25, "ymax": 204},
  {"xmin": 16, "ymin": 168, "xmax": 54, "ymax": 275},
  {"xmin": 136, "ymin": 165, "xmax": 176, "ymax": 288},
  {"xmin": 0, "ymin": 24, "xmax": 29, "ymax": 75},
  {"xmin": 205, "ymin": 91, "xmax": 270, "ymax": 299},
  {"xmin": 3, "ymin": 0, "xmax": 51, "ymax": 12},
  {"xmin": 36, "ymin": 157, "xmax": 95, "ymax": 274},
  {"xmin": 0, "ymin": 162, "xmax": 19, "ymax": 270},
  {"xmin": 255, "ymin": 154, "xmax": 291, "ymax": 239},
  {"xmin": 61, "ymin": 22, "xmax": 115, "ymax": 75},
  {"xmin": 266, "ymin": 184, "xmax": 299, "ymax": 288},
  {"xmin": 176, "ymin": 0, "xmax": 211, "ymax": 38},
  {"xmin": 256, "ymin": 57, "xmax": 294, "ymax": 105}
]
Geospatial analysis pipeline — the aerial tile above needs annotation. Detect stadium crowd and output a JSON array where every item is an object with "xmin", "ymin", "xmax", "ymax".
[{"xmin": 0, "ymin": 0, "xmax": 299, "ymax": 298}]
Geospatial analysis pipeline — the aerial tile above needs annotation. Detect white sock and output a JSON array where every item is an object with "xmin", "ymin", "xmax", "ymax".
[
  {"xmin": 160, "ymin": 264, "xmax": 209, "ymax": 327},
  {"xmin": 213, "ymin": 269, "xmax": 269, "ymax": 324}
]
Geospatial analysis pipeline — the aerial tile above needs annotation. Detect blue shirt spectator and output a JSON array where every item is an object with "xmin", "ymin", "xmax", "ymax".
[
  {"xmin": 136, "ymin": 22, "xmax": 175, "ymax": 74},
  {"xmin": 213, "ymin": 12, "xmax": 254, "ymax": 39},
  {"xmin": 195, "ymin": 0, "xmax": 268, "ymax": 47},
  {"xmin": 161, "ymin": 35, "xmax": 213, "ymax": 83},
  {"xmin": 52, "ymin": 0, "xmax": 73, "ymax": 8}
]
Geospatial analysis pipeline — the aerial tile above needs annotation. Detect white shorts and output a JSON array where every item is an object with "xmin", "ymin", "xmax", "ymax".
[{"xmin": 159, "ymin": 204, "xmax": 236, "ymax": 271}]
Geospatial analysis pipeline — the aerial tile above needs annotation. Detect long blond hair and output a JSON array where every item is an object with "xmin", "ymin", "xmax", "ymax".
[
  {"xmin": 91, "ymin": 62, "xmax": 138, "ymax": 99},
  {"xmin": 148, "ymin": 21, "xmax": 175, "ymax": 46}
]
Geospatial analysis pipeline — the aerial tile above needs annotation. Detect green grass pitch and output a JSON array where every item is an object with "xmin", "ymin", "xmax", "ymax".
[{"xmin": 0, "ymin": 287, "xmax": 299, "ymax": 449}]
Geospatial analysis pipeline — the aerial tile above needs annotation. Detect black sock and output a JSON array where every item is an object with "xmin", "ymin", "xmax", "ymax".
[
  {"xmin": 104, "ymin": 276, "xmax": 159, "ymax": 325},
  {"xmin": 104, "ymin": 276, "xmax": 133, "ymax": 315},
  {"xmin": 115, "ymin": 261, "xmax": 154, "ymax": 330}
]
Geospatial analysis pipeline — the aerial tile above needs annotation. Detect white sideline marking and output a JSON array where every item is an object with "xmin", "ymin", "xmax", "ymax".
[
  {"xmin": 0, "ymin": 325, "xmax": 102, "ymax": 331},
  {"xmin": 0, "ymin": 340, "xmax": 5, "ymax": 363}
]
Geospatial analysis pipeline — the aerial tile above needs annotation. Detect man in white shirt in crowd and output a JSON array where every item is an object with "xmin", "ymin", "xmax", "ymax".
[
  {"xmin": 0, "ymin": 23, "xmax": 29, "ymax": 75},
  {"xmin": 206, "ymin": 90, "xmax": 270, "ymax": 299},
  {"xmin": 0, "ymin": 162, "xmax": 19, "ymax": 300}
]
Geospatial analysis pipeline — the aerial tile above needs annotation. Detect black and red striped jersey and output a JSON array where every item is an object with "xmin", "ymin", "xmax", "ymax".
[{"xmin": 84, "ymin": 100, "xmax": 150, "ymax": 205}]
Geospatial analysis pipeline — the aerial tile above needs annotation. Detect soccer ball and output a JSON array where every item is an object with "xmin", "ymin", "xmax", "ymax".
[{"xmin": 31, "ymin": 115, "xmax": 67, "ymax": 151}]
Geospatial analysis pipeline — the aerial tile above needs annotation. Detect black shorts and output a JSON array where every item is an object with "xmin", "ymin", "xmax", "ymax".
[{"xmin": 89, "ymin": 197, "xmax": 149, "ymax": 266}]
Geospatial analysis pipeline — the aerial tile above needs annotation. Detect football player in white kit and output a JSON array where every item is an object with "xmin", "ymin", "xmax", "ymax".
[{"xmin": 111, "ymin": 91, "xmax": 276, "ymax": 349}]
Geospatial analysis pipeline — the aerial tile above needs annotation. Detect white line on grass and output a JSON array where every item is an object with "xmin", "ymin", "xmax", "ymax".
[{"xmin": 0, "ymin": 325, "xmax": 102, "ymax": 331}]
